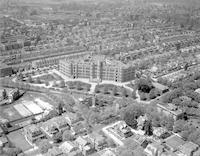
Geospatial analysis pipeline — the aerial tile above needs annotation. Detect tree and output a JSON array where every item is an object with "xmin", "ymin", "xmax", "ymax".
[
  {"xmin": 194, "ymin": 137, "xmax": 200, "ymax": 146},
  {"xmin": 2, "ymin": 89, "xmax": 7, "ymax": 99},
  {"xmin": 112, "ymin": 86, "xmax": 117, "ymax": 96},
  {"xmin": 152, "ymin": 115, "xmax": 161, "ymax": 127},
  {"xmin": 165, "ymin": 117, "xmax": 174, "ymax": 131},
  {"xmin": 188, "ymin": 130, "xmax": 200, "ymax": 142},
  {"xmin": 45, "ymin": 81, "xmax": 49, "ymax": 86},
  {"xmin": 117, "ymin": 148, "xmax": 135, "ymax": 156},
  {"xmin": 131, "ymin": 90, "xmax": 137, "ymax": 99},
  {"xmin": 27, "ymin": 75, "xmax": 33, "ymax": 83},
  {"xmin": 103, "ymin": 86, "xmax": 109, "ymax": 94},
  {"xmin": 172, "ymin": 98, "xmax": 182, "ymax": 106},
  {"xmin": 144, "ymin": 120, "xmax": 153, "ymax": 136},
  {"xmin": 149, "ymin": 88, "xmax": 157, "ymax": 99},
  {"xmin": 43, "ymin": 110, "xmax": 59, "ymax": 121},
  {"xmin": 59, "ymin": 80, "xmax": 65, "ymax": 88},
  {"xmin": 86, "ymin": 85, "xmax": 90, "ymax": 91},
  {"xmin": 173, "ymin": 120, "xmax": 186, "ymax": 133},
  {"xmin": 38, "ymin": 139, "xmax": 52, "ymax": 154},
  {"xmin": 106, "ymin": 138, "xmax": 116, "ymax": 148},
  {"xmin": 121, "ymin": 88, "xmax": 127, "ymax": 97},
  {"xmin": 35, "ymin": 77, "xmax": 41, "ymax": 84},
  {"xmin": 53, "ymin": 132, "xmax": 63, "ymax": 143},
  {"xmin": 76, "ymin": 82, "xmax": 82, "ymax": 90},
  {"xmin": 184, "ymin": 63, "xmax": 189, "ymax": 71},
  {"xmin": 62, "ymin": 130, "xmax": 74, "ymax": 141},
  {"xmin": 123, "ymin": 111, "xmax": 138, "ymax": 129},
  {"xmin": 4, "ymin": 147, "xmax": 22, "ymax": 156},
  {"xmin": 135, "ymin": 78, "xmax": 153, "ymax": 93},
  {"xmin": 18, "ymin": 72, "xmax": 23, "ymax": 80},
  {"xmin": 57, "ymin": 103, "xmax": 64, "ymax": 115},
  {"xmin": 175, "ymin": 43, "xmax": 181, "ymax": 51}
]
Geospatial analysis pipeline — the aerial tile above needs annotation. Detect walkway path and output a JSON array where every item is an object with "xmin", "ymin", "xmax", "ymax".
[{"xmin": 53, "ymin": 69, "xmax": 134, "ymax": 94}]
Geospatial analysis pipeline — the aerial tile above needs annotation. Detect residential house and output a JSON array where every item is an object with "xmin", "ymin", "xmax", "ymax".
[
  {"xmin": 178, "ymin": 142, "xmax": 199, "ymax": 156},
  {"xmin": 137, "ymin": 115, "xmax": 148, "ymax": 130},
  {"xmin": 72, "ymin": 122, "xmax": 87, "ymax": 136},
  {"xmin": 153, "ymin": 127, "xmax": 168, "ymax": 138},
  {"xmin": 87, "ymin": 133, "xmax": 107, "ymax": 151},
  {"xmin": 98, "ymin": 149, "xmax": 117, "ymax": 156},
  {"xmin": 62, "ymin": 113, "xmax": 83, "ymax": 126},
  {"xmin": 53, "ymin": 116, "xmax": 70, "ymax": 131},
  {"xmin": 144, "ymin": 142, "xmax": 179, "ymax": 156},
  {"xmin": 152, "ymin": 82, "xmax": 169, "ymax": 94},
  {"xmin": 0, "ymin": 136, "xmax": 8, "ymax": 147},
  {"xmin": 0, "ymin": 63, "xmax": 12, "ymax": 77},
  {"xmin": 195, "ymin": 88, "xmax": 200, "ymax": 95},
  {"xmin": 164, "ymin": 135, "xmax": 185, "ymax": 152},
  {"xmin": 118, "ymin": 122, "xmax": 133, "ymax": 138},
  {"xmin": 45, "ymin": 147, "xmax": 63, "ymax": 156},
  {"xmin": 193, "ymin": 148, "xmax": 200, "ymax": 156},
  {"xmin": 132, "ymin": 133, "xmax": 147, "ymax": 146},
  {"xmin": 75, "ymin": 136, "xmax": 95, "ymax": 156},
  {"xmin": 157, "ymin": 103, "xmax": 184, "ymax": 120},
  {"xmin": 8, "ymin": 88, "xmax": 20, "ymax": 103},
  {"xmin": 0, "ymin": 127, "xmax": 3, "ymax": 136},
  {"xmin": 41, "ymin": 121, "xmax": 59, "ymax": 138},
  {"xmin": 68, "ymin": 149, "xmax": 83, "ymax": 156},
  {"xmin": 59, "ymin": 141, "xmax": 79, "ymax": 154},
  {"xmin": 24, "ymin": 124, "xmax": 46, "ymax": 143}
]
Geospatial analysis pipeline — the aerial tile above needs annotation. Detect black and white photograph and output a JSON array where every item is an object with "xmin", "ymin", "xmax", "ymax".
[{"xmin": 0, "ymin": 0, "xmax": 200, "ymax": 155}]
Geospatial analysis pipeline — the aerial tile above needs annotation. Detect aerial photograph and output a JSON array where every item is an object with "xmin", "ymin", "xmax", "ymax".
[{"xmin": 0, "ymin": 0, "xmax": 200, "ymax": 155}]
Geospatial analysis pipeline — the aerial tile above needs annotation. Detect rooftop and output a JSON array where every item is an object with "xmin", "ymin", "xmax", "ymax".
[
  {"xmin": 178, "ymin": 142, "xmax": 199, "ymax": 155},
  {"xmin": 157, "ymin": 103, "xmax": 183, "ymax": 116},
  {"xmin": 164, "ymin": 135, "xmax": 185, "ymax": 151},
  {"xmin": 62, "ymin": 54, "xmax": 132, "ymax": 68}
]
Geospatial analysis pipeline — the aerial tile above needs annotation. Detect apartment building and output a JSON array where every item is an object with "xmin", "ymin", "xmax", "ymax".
[{"xmin": 59, "ymin": 55, "xmax": 135, "ymax": 82}]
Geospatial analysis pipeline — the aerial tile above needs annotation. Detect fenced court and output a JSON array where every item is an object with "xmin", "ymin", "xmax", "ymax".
[
  {"xmin": 34, "ymin": 98, "xmax": 53, "ymax": 110},
  {"xmin": 14, "ymin": 104, "xmax": 32, "ymax": 117},
  {"xmin": 23, "ymin": 101, "xmax": 43, "ymax": 114}
]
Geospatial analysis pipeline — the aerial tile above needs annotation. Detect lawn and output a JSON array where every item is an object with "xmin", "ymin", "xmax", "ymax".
[
  {"xmin": 126, "ymin": 83, "xmax": 135, "ymax": 90},
  {"xmin": 66, "ymin": 81, "xmax": 91, "ymax": 92},
  {"xmin": 95, "ymin": 84, "xmax": 132, "ymax": 98},
  {"xmin": 26, "ymin": 73, "xmax": 64, "ymax": 84},
  {"xmin": 0, "ymin": 106, "xmax": 22, "ymax": 121},
  {"xmin": 7, "ymin": 129, "xmax": 33, "ymax": 151}
]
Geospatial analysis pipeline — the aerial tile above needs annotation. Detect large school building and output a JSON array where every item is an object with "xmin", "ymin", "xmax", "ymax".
[{"xmin": 59, "ymin": 55, "xmax": 135, "ymax": 82}]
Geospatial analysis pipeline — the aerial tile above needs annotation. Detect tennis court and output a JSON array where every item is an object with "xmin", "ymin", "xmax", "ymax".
[
  {"xmin": 23, "ymin": 101, "xmax": 43, "ymax": 114},
  {"xmin": 14, "ymin": 104, "xmax": 32, "ymax": 117},
  {"xmin": 34, "ymin": 98, "xmax": 53, "ymax": 110}
]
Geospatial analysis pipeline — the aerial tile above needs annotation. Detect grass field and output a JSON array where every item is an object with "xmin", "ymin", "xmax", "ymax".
[
  {"xmin": 8, "ymin": 129, "xmax": 33, "ymax": 151},
  {"xmin": 66, "ymin": 81, "xmax": 91, "ymax": 92},
  {"xmin": 0, "ymin": 106, "xmax": 22, "ymax": 121}
]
